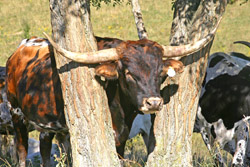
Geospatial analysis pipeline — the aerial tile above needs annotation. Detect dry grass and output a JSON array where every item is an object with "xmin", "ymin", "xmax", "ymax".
[
  {"xmin": 0, "ymin": 0, "xmax": 51, "ymax": 65},
  {"xmin": 1, "ymin": 0, "xmax": 249, "ymax": 66}
]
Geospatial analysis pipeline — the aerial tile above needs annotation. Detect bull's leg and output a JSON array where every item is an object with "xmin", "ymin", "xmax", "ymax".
[
  {"xmin": 116, "ymin": 142, "xmax": 126, "ymax": 158},
  {"xmin": 39, "ymin": 132, "xmax": 55, "ymax": 167},
  {"xmin": 200, "ymin": 128, "xmax": 226, "ymax": 167},
  {"xmin": 232, "ymin": 122, "xmax": 249, "ymax": 167},
  {"xmin": 11, "ymin": 108, "xmax": 28, "ymax": 167}
]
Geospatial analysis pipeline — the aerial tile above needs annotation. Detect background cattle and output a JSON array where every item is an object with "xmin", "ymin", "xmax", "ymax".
[
  {"xmin": 6, "ymin": 36, "xmax": 184, "ymax": 167},
  {"xmin": 194, "ymin": 41, "xmax": 250, "ymax": 166},
  {"xmin": 128, "ymin": 114, "xmax": 151, "ymax": 149},
  {"xmin": 0, "ymin": 66, "xmax": 12, "ymax": 135},
  {"xmin": 0, "ymin": 66, "xmax": 16, "ymax": 164}
]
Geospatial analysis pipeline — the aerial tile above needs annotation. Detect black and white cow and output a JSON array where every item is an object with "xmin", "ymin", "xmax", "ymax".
[{"xmin": 194, "ymin": 41, "xmax": 250, "ymax": 166}]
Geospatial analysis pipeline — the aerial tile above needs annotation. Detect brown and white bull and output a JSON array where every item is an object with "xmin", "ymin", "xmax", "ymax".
[{"xmin": 6, "ymin": 32, "xmax": 215, "ymax": 167}]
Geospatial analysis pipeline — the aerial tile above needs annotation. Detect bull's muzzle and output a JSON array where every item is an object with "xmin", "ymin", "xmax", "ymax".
[{"xmin": 140, "ymin": 97, "xmax": 163, "ymax": 114}]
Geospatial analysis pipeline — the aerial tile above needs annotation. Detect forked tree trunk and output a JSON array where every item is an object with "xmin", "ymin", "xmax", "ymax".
[
  {"xmin": 49, "ymin": 0, "xmax": 120, "ymax": 166},
  {"xmin": 146, "ymin": 0, "xmax": 227, "ymax": 166}
]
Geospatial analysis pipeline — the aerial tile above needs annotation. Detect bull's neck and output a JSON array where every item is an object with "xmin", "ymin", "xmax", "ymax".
[{"xmin": 106, "ymin": 80, "xmax": 137, "ymax": 130}]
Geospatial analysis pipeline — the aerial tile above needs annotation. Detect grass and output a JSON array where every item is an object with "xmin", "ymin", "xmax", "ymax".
[
  {"xmin": 0, "ymin": 0, "xmax": 51, "ymax": 65},
  {"xmin": 0, "ymin": 0, "xmax": 249, "ymax": 166},
  {"xmin": 1, "ymin": 0, "xmax": 249, "ymax": 66}
]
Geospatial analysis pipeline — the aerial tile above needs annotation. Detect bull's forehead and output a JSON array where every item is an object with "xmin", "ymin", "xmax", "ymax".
[
  {"xmin": 124, "ymin": 52, "xmax": 162, "ymax": 71},
  {"xmin": 120, "ymin": 40, "xmax": 164, "ymax": 78}
]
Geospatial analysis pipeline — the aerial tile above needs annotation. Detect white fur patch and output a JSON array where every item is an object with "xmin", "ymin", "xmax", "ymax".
[
  {"xmin": 201, "ymin": 53, "xmax": 250, "ymax": 97},
  {"xmin": 196, "ymin": 106, "xmax": 250, "ymax": 165},
  {"xmin": 205, "ymin": 53, "xmax": 250, "ymax": 82},
  {"xmin": 18, "ymin": 37, "xmax": 49, "ymax": 48}
]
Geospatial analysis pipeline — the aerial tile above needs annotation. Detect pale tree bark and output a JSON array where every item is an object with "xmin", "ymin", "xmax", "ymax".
[
  {"xmin": 49, "ymin": 0, "xmax": 120, "ymax": 166},
  {"xmin": 131, "ymin": 0, "xmax": 148, "ymax": 39},
  {"xmin": 146, "ymin": 0, "xmax": 227, "ymax": 166}
]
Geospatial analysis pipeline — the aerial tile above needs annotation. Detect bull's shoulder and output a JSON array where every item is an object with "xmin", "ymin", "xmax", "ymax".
[
  {"xmin": 7, "ymin": 37, "xmax": 52, "ymax": 69},
  {"xmin": 6, "ymin": 37, "xmax": 54, "ymax": 103}
]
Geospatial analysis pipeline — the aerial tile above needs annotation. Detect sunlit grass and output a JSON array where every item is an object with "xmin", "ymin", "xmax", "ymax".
[
  {"xmin": 0, "ymin": 0, "xmax": 51, "ymax": 65},
  {"xmin": 192, "ymin": 133, "xmax": 232, "ymax": 167},
  {"xmin": 1, "ymin": 0, "xmax": 248, "ymax": 66}
]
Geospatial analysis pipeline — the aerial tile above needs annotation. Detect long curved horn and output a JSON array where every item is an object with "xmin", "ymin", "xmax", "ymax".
[
  {"xmin": 43, "ymin": 33, "xmax": 119, "ymax": 64},
  {"xmin": 162, "ymin": 17, "xmax": 222, "ymax": 57}
]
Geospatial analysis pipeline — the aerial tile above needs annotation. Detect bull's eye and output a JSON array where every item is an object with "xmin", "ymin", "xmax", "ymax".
[{"xmin": 125, "ymin": 69, "xmax": 135, "ymax": 81}]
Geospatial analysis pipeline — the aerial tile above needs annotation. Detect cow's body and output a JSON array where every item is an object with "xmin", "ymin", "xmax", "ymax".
[
  {"xmin": 194, "ymin": 41, "xmax": 250, "ymax": 166},
  {"xmin": 6, "ymin": 36, "xmax": 183, "ymax": 167}
]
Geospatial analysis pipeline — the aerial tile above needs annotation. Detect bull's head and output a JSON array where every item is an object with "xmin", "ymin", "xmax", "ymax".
[
  {"xmin": 44, "ymin": 27, "xmax": 217, "ymax": 114},
  {"xmin": 95, "ymin": 39, "xmax": 183, "ymax": 114}
]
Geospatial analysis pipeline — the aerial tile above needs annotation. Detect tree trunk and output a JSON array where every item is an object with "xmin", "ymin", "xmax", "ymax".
[
  {"xmin": 49, "ymin": 0, "xmax": 120, "ymax": 166},
  {"xmin": 146, "ymin": 0, "xmax": 227, "ymax": 166},
  {"xmin": 131, "ymin": 0, "xmax": 148, "ymax": 39}
]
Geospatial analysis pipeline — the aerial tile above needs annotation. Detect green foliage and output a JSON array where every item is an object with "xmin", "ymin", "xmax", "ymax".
[
  {"xmin": 0, "ymin": 157, "xmax": 12, "ymax": 167},
  {"xmin": 22, "ymin": 20, "xmax": 30, "ymax": 39},
  {"xmin": 54, "ymin": 153, "xmax": 67, "ymax": 167},
  {"xmin": 124, "ymin": 134, "xmax": 147, "ymax": 167},
  {"xmin": 171, "ymin": 0, "xmax": 177, "ymax": 10},
  {"xmin": 90, "ymin": 0, "xmax": 125, "ymax": 8}
]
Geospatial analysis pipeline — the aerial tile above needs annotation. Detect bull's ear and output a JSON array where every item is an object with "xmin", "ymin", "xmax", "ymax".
[
  {"xmin": 161, "ymin": 59, "xmax": 184, "ymax": 77},
  {"xmin": 95, "ymin": 62, "xmax": 119, "ymax": 80}
]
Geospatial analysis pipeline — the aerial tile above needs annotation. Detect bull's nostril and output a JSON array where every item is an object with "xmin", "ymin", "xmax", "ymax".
[
  {"xmin": 140, "ymin": 97, "xmax": 163, "ymax": 113},
  {"xmin": 145, "ymin": 97, "xmax": 163, "ymax": 109},
  {"xmin": 146, "ymin": 100, "xmax": 152, "ymax": 106}
]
